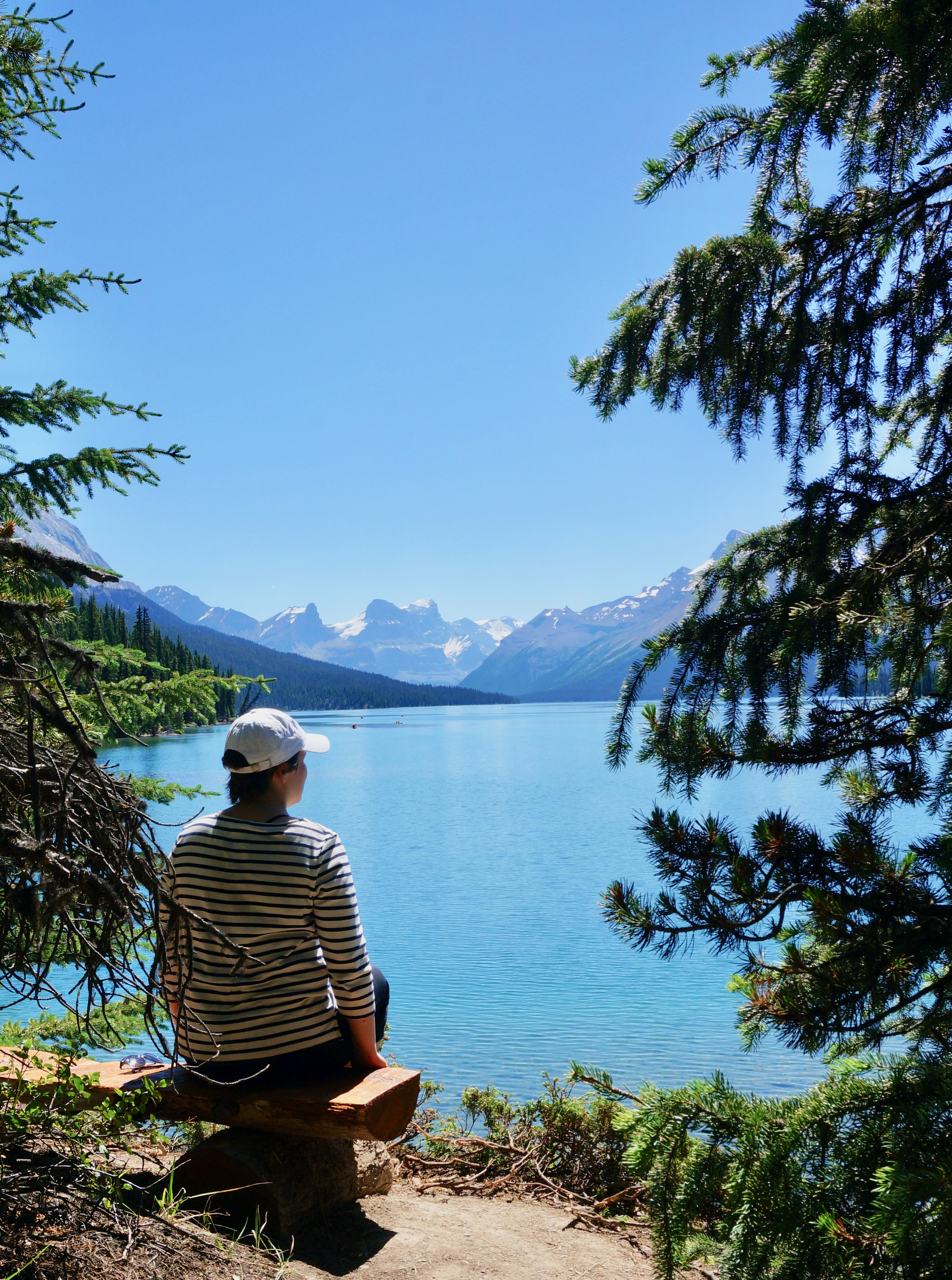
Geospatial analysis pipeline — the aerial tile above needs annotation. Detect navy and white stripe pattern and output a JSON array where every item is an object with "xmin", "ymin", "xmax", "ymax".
[{"xmin": 161, "ymin": 813, "xmax": 375, "ymax": 1062}]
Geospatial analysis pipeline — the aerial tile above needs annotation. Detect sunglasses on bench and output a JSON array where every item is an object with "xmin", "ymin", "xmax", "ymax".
[{"xmin": 119, "ymin": 1053, "xmax": 166, "ymax": 1072}]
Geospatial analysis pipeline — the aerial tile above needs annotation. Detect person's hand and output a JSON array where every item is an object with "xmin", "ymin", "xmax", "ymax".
[
  {"xmin": 345, "ymin": 1012, "xmax": 389, "ymax": 1070},
  {"xmin": 355, "ymin": 1046, "xmax": 388, "ymax": 1070}
]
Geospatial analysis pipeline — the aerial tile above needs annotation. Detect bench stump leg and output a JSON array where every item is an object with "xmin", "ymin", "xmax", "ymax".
[{"xmin": 172, "ymin": 1128, "xmax": 392, "ymax": 1244}]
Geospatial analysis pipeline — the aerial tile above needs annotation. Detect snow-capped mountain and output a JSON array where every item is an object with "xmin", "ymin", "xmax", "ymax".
[
  {"xmin": 258, "ymin": 597, "xmax": 522, "ymax": 684},
  {"xmin": 459, "ymin": 531, "xmax": 747, "ymax": 700},
  {"xmin": 146, "ymin": 588, "xmax": 523, "ymax": 685}
]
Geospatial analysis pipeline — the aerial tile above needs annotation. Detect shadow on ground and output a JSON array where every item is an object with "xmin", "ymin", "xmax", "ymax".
[{"xmin": 292, "ymin": 1201, "xmax": 396, "ymax": 1275}]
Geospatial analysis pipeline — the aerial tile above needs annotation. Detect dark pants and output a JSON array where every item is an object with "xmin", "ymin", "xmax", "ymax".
[{"xmin": 193, "ymin": 966, "xmax": 390, "ymax": 1086}]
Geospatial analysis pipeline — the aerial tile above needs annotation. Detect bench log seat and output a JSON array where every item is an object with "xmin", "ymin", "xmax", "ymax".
[{"xmin": 0, "ymin": 1049, "xmax": 420, "ymax": 1142}]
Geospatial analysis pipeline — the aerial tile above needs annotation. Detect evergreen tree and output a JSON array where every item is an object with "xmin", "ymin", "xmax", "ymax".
[
  {"xmin": 98, "ymin": 600, "xmax": 126, "ymax": 646},
  {"xmin": 0, "ymin": 12, "xmax": 255, "ymax": 1061},
  {"xmin": 83, "ymin": 592, "xmax": 103, "ymax": 640},
  {"xmin": 53, "ymin": 598, "xmax": 252, "ymax": 732},
  {"xmin": 572, "ymin": 2, "xmax": 952, "ymax": 1275},
  {"xmin": 129, "ymin": 604, "xmax": 154, "ymax": 658}
]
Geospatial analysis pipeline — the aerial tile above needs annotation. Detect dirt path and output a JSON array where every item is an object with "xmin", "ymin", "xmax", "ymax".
[
  {"xmin": 70, "ymin": 1145, "xmax": 655, "ymax": 1280},
  {"xmin": 284, "ymin": 1183, "xmax": 653, "ymax": 1280}
]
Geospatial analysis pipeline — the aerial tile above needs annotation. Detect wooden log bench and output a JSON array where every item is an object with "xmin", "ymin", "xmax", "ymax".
[{"xmin": 0, "ymin": 1049, "xmax": 420, "ymax": 1241}]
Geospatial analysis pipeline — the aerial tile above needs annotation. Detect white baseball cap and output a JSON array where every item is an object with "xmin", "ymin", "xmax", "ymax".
[{"xmin": 223, "ymin": 708, "xmax": 330, "ymax": 773}]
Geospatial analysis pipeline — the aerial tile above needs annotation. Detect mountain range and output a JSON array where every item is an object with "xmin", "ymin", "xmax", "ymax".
[
  {"xmin": 460, "ymin": 533, "xmax": 744, "ymax": 700},
  {"xmin": 145, "ymin": 586, "xmax": 521, "ymax": 686},
  {"xmin": 18, "ymin": 513, "xmax": 516, "ymax": 711},
  {"xmin": 21, "ymin": 511, "xmax": 744, "ymax": 705}
]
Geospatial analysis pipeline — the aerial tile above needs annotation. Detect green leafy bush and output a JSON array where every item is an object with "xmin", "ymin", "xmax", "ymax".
[{"xmin": 398, "ymin": 1075, "xmax": 634, "ymax": 1214}]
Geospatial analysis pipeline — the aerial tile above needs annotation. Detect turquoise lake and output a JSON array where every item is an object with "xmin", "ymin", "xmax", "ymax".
[{"xmin": 18, "ymin": 701, "xmax": 926, "ymax": 1105}]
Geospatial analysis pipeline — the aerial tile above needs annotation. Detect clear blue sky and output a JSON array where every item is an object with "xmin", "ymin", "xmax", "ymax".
[{"xmin": 10, "ymin": 0, "xmax": 800, "ymax": 624}]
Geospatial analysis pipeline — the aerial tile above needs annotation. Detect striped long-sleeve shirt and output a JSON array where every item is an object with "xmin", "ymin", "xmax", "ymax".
[{"xmin": 160, "ymin": 812, "xmax": 375, "ymax": 1063}]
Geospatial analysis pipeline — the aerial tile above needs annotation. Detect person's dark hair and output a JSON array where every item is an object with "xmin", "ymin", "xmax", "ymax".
[{"xmin": 222, "ymin": 750, "xmax": 300, "ymax": 805}]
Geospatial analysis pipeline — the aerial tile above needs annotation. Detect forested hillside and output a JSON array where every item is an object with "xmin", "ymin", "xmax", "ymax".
[
  {"xmin": 61, "ymin": 595, "xmax": 240, "ymax": 724},
  {"xmin": 76, "ymin": 584, "xmax": 517, "ymax": 710}
]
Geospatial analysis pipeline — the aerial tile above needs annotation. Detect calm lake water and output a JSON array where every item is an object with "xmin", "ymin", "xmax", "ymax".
[{"xmin": 17, "ymin": 702, "xmax": 927, "ymax": 1104}]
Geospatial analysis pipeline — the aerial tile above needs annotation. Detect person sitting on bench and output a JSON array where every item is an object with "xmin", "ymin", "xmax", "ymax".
[{"xmin": 161, "ymin": 708, "xmax": 389, "ymax": 1086}]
